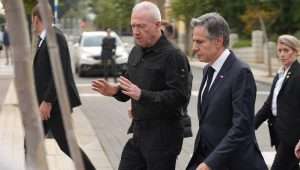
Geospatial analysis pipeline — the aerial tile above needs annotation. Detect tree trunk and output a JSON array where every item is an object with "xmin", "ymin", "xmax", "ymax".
[
  {"xmin": 259, "ymin": 16, "xmax": 272, "ymax": 77},
  {"xmin": 184, "ymin": 21, "xmax": 192, "ymax": 56},
  {"xmin": 37, "ymin": 1, "xmax": 85, "ymax": 170},
  {"xmin": 2, "ymin": 0, "xmax": 49, "ymax": 170}
]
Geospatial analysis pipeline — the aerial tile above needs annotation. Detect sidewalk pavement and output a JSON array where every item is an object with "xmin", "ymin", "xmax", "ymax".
[
  {"xmin": 189, "ymin": 58, "xmax": 274, "ymax": 85},
  {"xmin": 0, "ymin": 66, "xmax": 113, "ymax": 169}
]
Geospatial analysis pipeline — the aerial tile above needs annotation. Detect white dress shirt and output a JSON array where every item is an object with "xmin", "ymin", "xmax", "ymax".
[
  {"xmin": 38, "ymin": 29, "xmax": 47, "ymax": 48},
  {"xmin": 271, "ymin": 66, "xmax": 290, "ymax": 116},
  {"xmin": 201, "ymin": 49, "xmax": 230, "ymax": 100}
]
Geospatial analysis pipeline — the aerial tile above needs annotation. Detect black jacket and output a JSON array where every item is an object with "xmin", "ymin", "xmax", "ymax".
[
  {"xmin": 33, "ymin": 28, "xmax": 81, "ymax": 109},
  {"xmin": 114, "ymin": 35, "xmax": 189, "ymax": 120},
  {"xmin": 255, "ymin": 60, "xmax": 300, "ymax": 147},
  {"xmin": 101, "ymin": 36, "xmax": 116, "ymax": 60}
]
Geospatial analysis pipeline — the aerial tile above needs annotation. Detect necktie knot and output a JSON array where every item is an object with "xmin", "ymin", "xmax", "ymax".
[{"xmin": 206, "ymin": 66, "xmax": 215, "ymax": 80}]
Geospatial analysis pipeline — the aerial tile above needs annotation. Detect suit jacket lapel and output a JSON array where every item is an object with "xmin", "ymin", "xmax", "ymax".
[
  {"xmin": 200, "ymin": 53, "xmax": 235, "ymax": 117},
  {"xmin": 198, "ymin": 66, "xmax": 208, "ymax": 118},
  {"xmin": 34, "ymin": 39, "xmax": 46, "ymax": 63},
  {"xmin": 278, "ymin": 61, "xmax": 298, "ymax": 95}
]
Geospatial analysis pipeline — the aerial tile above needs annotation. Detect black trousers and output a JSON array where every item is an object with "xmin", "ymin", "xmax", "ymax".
[
  {"xmin": 25, "ymin": 106, "xmax": 95, "ymax": 170},
  {"xmin": 102, "ymin": 58, "xmax": 117, "ymax": 81},
  {"xmin": 119, "ymin": 119, "xmax": 184, "ymax": 170},
  {"xmin": 271, "ymin": 140, "xmax": 300, "ymax": 170}
]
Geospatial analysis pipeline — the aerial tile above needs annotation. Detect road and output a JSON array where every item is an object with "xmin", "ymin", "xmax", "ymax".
[{"xmin": 74, "ymin": 65, "xmax": 274, "ymax": 170}]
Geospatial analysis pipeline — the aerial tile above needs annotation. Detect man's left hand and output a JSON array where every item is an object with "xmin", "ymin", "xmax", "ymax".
[
  {"xmin": 119, "ymin": 76, "xmax": 141, "ymax": 101},
  {"xmin": 196, "ymin": 163, "xmax": 211, "ymax": 170}
]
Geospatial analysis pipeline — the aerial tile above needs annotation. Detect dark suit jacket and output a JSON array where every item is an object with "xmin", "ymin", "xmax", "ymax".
[
  {"xmin": 255, "ymin": 72, "xmax": 279, "ymax": 147},
  {"xmin": 255, "ymin": 60, "xmax": 300, "ymax": 147},
  {"xmin": 187, "ymin": 52, "xmax": 267, "ymax": 170},
  {"xmin": 33, "ymin": 27, "xmax": 81, "ymax": 111}
]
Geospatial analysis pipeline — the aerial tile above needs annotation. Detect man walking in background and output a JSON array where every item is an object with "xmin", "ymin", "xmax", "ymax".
[{"xmin": 101, "ymin": 28, "xmax": 117, "ymax": 82}]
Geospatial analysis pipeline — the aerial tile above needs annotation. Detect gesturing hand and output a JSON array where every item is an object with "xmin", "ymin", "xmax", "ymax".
[
  {"xmin": 119, "ymin": 76, "xmax": 141, "ymax": 101},
  {"xmin": 91, "ymin": 79, "xmax": 119, "ymax": 96}
]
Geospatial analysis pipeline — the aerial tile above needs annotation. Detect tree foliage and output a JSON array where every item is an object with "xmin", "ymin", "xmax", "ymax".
[
  {"xmin": 91, "ymin": 0, "xmax": 134, "ymax": 31},
  {"xmin": 268, "ymin": 0, "xmax": 300, "ymax": 34},
  {"xmin": 170, "ymin": 0, "xmax": 300, "ymax": 37},
  {"xmin": 23, "ymin": 0, "xmax": 80, "ymax": 18},
  {"xmin": 23, "ymin": 0, "xmax": 37, "ymax": 15},
  {"xmin": 240, "ymin": 5, "xmax": 279, "ymax": 34}
]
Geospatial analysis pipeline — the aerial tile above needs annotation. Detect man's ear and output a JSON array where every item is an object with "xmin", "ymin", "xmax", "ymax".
[{"xmin": 215, "ymin": 37, "xmax": 224, "ymax": 48}]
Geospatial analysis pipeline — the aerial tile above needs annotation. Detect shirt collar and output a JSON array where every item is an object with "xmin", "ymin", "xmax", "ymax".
[
  {"xmin": 210, "ymin": 49, "xmax": 230, "ymax": 73},
  {"xmin": 39, "ymin": 29, "xmax": 47, "ymax": 40},
  {"xmin": 277, "ymin": 65, "xmax": 291, "ymax": 76},
  {"xmin": 142, "ymin": 33, "xmax": 168, "ymax": 53}
]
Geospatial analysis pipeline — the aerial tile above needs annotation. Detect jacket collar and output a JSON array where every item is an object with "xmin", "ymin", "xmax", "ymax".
[{"xmin": 279, "ymin": 60, "xmax": 300, "ymax": 93}]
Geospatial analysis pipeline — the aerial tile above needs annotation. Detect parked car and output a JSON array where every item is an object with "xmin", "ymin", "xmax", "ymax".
[{"xmin": 74, "ymin": 31, "xmax": 128, "ymax": 77}]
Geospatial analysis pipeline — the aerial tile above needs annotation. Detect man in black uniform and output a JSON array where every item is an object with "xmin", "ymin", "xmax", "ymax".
[
  {"xmin": 91, "ymin": 1, "xmax": 189, "ymax": 170},
  {"xmin": 101, "ymin": 28, "xmax": 117, "ymax": 82}
]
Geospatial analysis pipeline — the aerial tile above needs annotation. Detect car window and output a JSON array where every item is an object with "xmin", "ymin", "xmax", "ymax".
[
  {"xmin": 82, "ymin": 35, "xmax": 104, "ymax": 47},
  {"xmin": 81, "ymin": 33, "xmax": 123, "ymax": 47}
]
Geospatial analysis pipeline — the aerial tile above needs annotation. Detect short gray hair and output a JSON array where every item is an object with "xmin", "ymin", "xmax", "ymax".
[
  {"xmin": 191, "ymin": 12, "xmax": 230, "ymax": 48},
  {"xmin": 278, "ymin": 34, "xmax": 300, "ymax": 57},
  {"xmin": 132, "ymin": 1, "xmax": 161, "ymax": 22}
]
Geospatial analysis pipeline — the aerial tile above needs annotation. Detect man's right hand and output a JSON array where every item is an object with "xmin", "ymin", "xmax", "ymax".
[
  {"xmin": 40, "ymin": 101, "xmax": 52, "ymax": 120},
  {"xmin": 91, "ymin": 79, "xmax": 119, "ymax": 96}
]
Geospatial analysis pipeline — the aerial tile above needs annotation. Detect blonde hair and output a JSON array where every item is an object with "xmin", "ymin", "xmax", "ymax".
[{"xmin": 278, "ymin": 34, "xmax": 300, "ymax": 57}]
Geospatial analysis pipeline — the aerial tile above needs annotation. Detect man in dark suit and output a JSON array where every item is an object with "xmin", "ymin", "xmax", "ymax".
[
  {"xmin": 186, "ymin": 12, "xmax": 267, "ymax": 170},
  {"xmin": 255, "ymin": 34, "xmax": 300, "ymax": 170},
  {"xmin": 31, "ymin": 4, "xmax": 95, "ymax": 170},
  {"xmin": 101, "ymin": 28, "xmax": 117, "ymax": 81}
]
